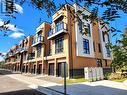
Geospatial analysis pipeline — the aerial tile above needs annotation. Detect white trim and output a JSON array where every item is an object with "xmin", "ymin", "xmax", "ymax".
[{"xmin": 74, "ymin": 4, "xmax": 94, "ymax": 58}]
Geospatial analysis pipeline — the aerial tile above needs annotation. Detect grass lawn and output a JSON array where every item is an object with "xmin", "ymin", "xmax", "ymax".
[
  {"xmin": 113, "ymin": 78, "xmax": 127, "ymax": 82},
  {"xmin": 66, "ymin": 78, "xmax": 87, "ymax": 84}
]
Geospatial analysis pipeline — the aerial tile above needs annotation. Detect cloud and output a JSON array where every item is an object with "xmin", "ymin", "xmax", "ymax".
[
  {"xmin": 0, "ymin": 19, "xmax": 23, "ymax": 32},
  {"xmin": 14, "ymin": 4, "xmax": 23, "ymax": 14},
  {"xmin": 0, "ymin": 52, "xmax": 6, "ymax": 61},
  {"xmin": 9, "ymin": 32, "xmax": 25, "ymax": 39},
  {"xmin": 0, "ymin": 19, "xmax": 24, "ymax": 38},
  {"xmin": 0, "ymin": 19, "xmax": 4, "ymax": 26},
  {"xmin": 0, "ymin": 57, "xmax": 4, "ymax": 61},
  {"xmin": 6, "ymin": 23, "xmax": 23, "ymax": 32}
]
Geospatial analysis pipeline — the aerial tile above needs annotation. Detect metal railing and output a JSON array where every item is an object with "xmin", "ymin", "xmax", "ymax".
[
  {"xmin": 48, "ymin": 21, "xmax": 67, "ymax": 37},
  {"xmin": 27, "ymin": 53, "xmax": 35, "ymax": 60},
  {"xmin": 32, "ymin": 35, "xmax": 44, "ymax": 45}
]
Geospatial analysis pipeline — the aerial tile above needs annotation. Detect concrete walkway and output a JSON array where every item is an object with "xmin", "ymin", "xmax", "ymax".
[
  {"xmin": 123, "ymin": 80, "xmax": 127, "ymax": 87},
  {"xmin": 1, "ymin": 69, "xmax": 127, "ymax": 95}
]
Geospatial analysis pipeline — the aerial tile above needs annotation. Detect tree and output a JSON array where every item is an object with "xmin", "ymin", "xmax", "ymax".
[
  {"xmin": 0, "ymin": 0, "xmax": 126, "ymax": 34},
  {"xmin": 111, "ymin": 27, "xmax": 127, "ymax": 71},
  {"xmin": 0, "ymin": 0, "xmax": 127, "ymax": 60}
]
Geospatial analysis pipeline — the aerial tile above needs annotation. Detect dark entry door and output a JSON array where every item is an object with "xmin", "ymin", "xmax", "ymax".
[
  {"xmin": 33, "ymin": 65, "xmax": 36, "ymax": 74},
  {"xmin": 58, "ymin": 63, "xmax": 62, "ymax": 77},
  {"xmin": 15, "ymin": 65, "xmax": 16, "ymax": 71},
  {"xmin": 49, "ymin": 63, "xmax": 54, "ymax": 75},
  {"xmin": 38, "ymin": 64, "xmax": 42, "ymax": 74},
  {"xmin": 26, "ymin": 65, "xmax": 28, "ymax": 73},
  {"xmin": 22, "ymin": 66, "xmax": 25, "ymax": 72}
]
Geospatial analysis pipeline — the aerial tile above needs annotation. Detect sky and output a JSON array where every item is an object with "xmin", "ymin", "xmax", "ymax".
[{"xmin": 0, "ymin": 0, "xmax": 127, "ymax": 61}]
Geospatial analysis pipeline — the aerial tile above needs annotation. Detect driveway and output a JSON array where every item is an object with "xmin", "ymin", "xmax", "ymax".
[
  {"xmin": 0, "ymin": 71, "xmax": 45, "ymax": 95},
  {"xmin": 1, "ymin": 69, "xmax": 127, "ymax": 95}
]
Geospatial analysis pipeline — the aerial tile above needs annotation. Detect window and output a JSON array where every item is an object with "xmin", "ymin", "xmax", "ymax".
[
  {"xmin": 55, "ymin": 21, "xmax": 63, "ymax": 32},
  {"xmin": 102, "ymin": 32, "xmax": 105, "ymax": 42},
  {"xmin": 55, "ymin": 16, "xmax": 64, "ymax": 33},
  {"xmin": 37, "ymin": 33, "xmax": 43, "ymax": 42},
  {"xmin": 37, "ymin": 46, "xmax": 41, "ymax": 58},
  {"xmin": 78, "ymin": 20, "xmax": 82, "ymax": 33},
  {"xmin": 23, "ymin": 53, "xmax": 26, "ymax": 61},
  {"xmin": 83, "ymin": 39, "xmax": 90, "ymax": 54},
  {"xmin": 96, "ymin": 59, "xmax": 102, "ymax": 67},
  {"xmin": 49, "ymin": 41, "xmax": 52, "ymax": 55},
  {"xmin": 93, "ymin": 42, "xmax": 95, "ymax": 52},
  {"xmin": 106, "ymin": 47, "xmax": 111, "ymax": 57},
  {"xmin": 55, "ymin": 37, "xmax": 64, "ymax": 53},
  {"xmin": 102, "ymin": 32, "xmax": 110, "ymax": 42},
  {"xmin": 105, "ymin": 60, "xmax": 108, "ymax": 66},
  {"xmin": 98, "ymin": 43, "xmax": 101, "ymax": 53},
  {"xmin": 87, "ymin": 23, "xmax": 91, "ymax": 37}
]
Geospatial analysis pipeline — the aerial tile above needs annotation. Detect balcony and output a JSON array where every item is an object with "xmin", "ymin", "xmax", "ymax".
[
  {"xmin": 8, "ymin": 52, "xmax": 14, "ymax": 57},
  {"xmin": 48, "ymin": 21, "xmax": 68, "ymax": 39},
  {"xmin": 27, "ymin": 53, "xmax": 35, "ymax": 60},
  {"xmin": 15, "ymin": 48, "xmax": 23, "ymax": 54},
  {"xmin": 20, "ymin": 46, "xmax": 28, "ymax": 53},
  {"xmin": 32, "ymin": 35, "xmax": 44, "ymax": 47},
  {"xmin": 4, "ymin": 54, "xmax": 9, "ymax": 59}
]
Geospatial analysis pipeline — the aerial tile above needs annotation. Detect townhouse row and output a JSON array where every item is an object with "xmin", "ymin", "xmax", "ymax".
[{"xmin": 4, "ymin": 4, "xmax": 112, "ymax": 78}]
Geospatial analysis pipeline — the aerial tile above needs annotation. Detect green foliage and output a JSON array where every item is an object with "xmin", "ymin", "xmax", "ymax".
[
  {"xmin": 108, "ymin": 73, "xmax": 122, "ymax": 80},
  {"xmin": 104, "ymin": 72, "xmax": 111, "ymax": 80},
  {"xmin": 111, "ymin": 28, "xmax": 127, "ymax": 70},
  {"xmin": 67, "ymin": 78, "xmax": 87, "ymax": 84},
  {"xmin": 0, "ymin": 0, "xmax": 126, "ymax": 35},
  {"xmin": 114, "ymin": 78, "xmax": 127, "ymax": 82}
]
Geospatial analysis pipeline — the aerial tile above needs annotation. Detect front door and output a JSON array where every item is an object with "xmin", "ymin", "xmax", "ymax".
[
  {"xmin": 26, "ymin": 65, "xmax": 28, "ymax": 73},
  {"xmin": 38, "ymin": 64, "xmax": 42, "ymax": 74},
  {"xmin": 58, "ymin": 63, "xmax": 62, "ymax": 77},
  {"xmin": 22, "ymin": 66, "xmax": 25, "ymax": 72},
  {"xmin": 33, "ymin": 65, "xmax": 36, "ymax": 74},
  {"xmin": 49, "ymin": 63, "xmax": 54, "ymax": 76}
]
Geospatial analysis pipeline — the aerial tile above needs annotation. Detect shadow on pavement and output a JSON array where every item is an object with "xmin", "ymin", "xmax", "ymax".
[
  {"xmin": 0, "ymin": 89, "xmax": 46, "ymax": 95},
  {"xmin": 0, "ymin": 69, "xmax": 20, "ymax": 75},
  {"xmin": 37, "ymin": 83, "xmax": 127, "ymax": 95}
]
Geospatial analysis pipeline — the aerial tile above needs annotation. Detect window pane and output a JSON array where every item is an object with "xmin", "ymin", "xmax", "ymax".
[
  {"xmin": 55, "ymin": 37, "xmax": 63, "ymax": 53},
  {"xmin": 83, "ymin": 39, "xmax": 90, "ymax": 54}
]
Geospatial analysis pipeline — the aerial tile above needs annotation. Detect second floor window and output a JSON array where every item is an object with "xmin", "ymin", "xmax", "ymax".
[
  {"xmin": 83, "ymin": 39, "xmax": 90, "ymax": 54},
  {"xmin": 87, "ymin": 23, "xmax": 91, "ymax": 37},
  {"xmin": 55, "ymin": 21, "xmax": 63, "ymax": 32},
  {"xmin": 49, "ymin": 41, "xmax": 52, "ymax": 55},
  {"xmin": 102, "ymin": 32, "xmax": 110, "ymax": 42},
  {"xmin": 106, "ymin": 47, "xmax": 111, "ymax": 57},
  {"xmin": 37, "ymin": 46, "xmax": 41, "ymax": 57},
  {"xmin": 78, "ymin": 20, "xmax": 82, "ymax": 33},
  {"xmin": 98, "ymin": 43, "xmax": 101, "ymax": 53},
  {"xmin": 55, "ymin": 37, "xmax": 64, "ymax": 54}
]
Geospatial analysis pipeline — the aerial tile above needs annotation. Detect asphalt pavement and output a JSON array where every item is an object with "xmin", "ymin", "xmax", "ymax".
[{"xmin": 0, "ymin": 70, "xmax": 46, "ymax": 95}]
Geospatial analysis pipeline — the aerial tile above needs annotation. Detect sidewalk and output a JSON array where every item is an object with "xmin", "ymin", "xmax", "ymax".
[
  {"xmin": 2, "ymin": 69, "xmax": 127, "ymax": 95},
  {"xmin": 6, "ymin": 73, "xmax": 63, "ymax": 95},
  {"xmin": 123, "ymin": 80, "xmax": 127, "ymax": 87}
]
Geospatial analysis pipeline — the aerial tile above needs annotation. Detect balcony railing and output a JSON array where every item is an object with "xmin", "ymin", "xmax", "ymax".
[
  {"xmin": 15, "ymin": 48, "xmax": 23, "ymax": 54},
  {"xmin": 20, "ymin": 46, "xmax": 28, "ymax": 52},
  {"xmin": 32, "ymin": 35, "xmax": 44, "ymax": 46},
  {"xmin": 48, "ymin": 21, "xmax": 67, "ymax": 39},
  {"xmin": 8, "ymin": 52, "xmax": 14, "ymax": 57},
  {"xmin": 27, "ymin": 53, "xmax": 35, "ymax": 60}
]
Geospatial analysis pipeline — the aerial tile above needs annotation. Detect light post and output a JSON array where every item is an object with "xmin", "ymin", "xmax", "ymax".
[{"xmin": 64, "ymin": 62, "xmax": 67, "ymax": 95}]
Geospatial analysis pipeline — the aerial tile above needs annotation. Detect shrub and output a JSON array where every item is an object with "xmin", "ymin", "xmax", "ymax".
[
  {"xmin": 104, "ymin": 73, "xmax": 111, "ymax": 80},
  {"xmin": 108, "ymin": 73, "xmax": 122, "ymax": 80}
]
